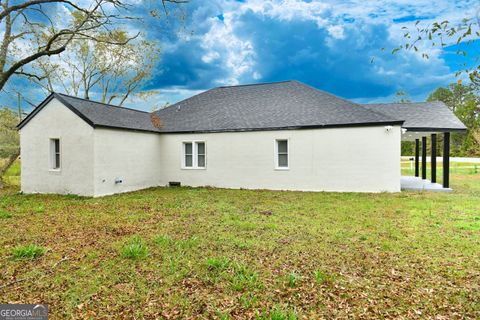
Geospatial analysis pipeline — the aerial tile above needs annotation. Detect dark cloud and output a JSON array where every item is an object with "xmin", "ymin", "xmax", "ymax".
[
  {"xmin": 233, "ymin": 12, "xmax": 396, "ymax": 98},
  {"xmin": 1, "ymin": 1, "xmax": 467, "ymax": 110},
  {"xmin": 145, "ymin": 2, "xmax": 454, "ymax": 101}
]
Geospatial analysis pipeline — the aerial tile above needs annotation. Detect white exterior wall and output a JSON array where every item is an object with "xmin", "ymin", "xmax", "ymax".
[
  {"xmin": 158, "ymin": 126, "xmax": 402, "ymax": 192},
  {"xmin": 19, "ymin": 98, "xmax": 95, "ymax": 196},
  {"xmin": 92, "ymin": 128, "xmax": 162, "ymax": 197},
  {"xmin": 20, "ymin": 100, "xmax": 401, "ymax": 196}
]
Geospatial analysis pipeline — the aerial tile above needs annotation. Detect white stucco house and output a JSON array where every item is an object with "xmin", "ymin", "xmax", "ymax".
[{"xmin": 17, "ymin": 80, "xmax": 466, "ymax": 197}]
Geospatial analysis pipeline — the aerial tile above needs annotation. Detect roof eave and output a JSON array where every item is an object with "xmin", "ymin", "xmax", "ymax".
[
  {"xmin": 94, "ymin": 124, "xmax": 160, "ymax": 134},
  {"xmin": 403, "ymin": 127, "xmax": 467, "ymax": 133},
  {"xmin": 158, "ymin": 120, "xmax": 405, "ymax": 134}
]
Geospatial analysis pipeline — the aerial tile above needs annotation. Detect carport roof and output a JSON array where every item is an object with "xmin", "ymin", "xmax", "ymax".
[{"xmin": 362, "ymin": 102, "xmax": 467, "ymax": 132}]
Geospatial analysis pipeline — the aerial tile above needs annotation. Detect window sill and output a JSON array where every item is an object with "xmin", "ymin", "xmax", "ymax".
[
  {"xmin": 181, "ymin": 167, "xmax": 206, "ymax": 170},
  {"xmin": 275, "ymin": 167, "xmax": 290, "ymax": 171},
  {"xmin": 49, "ymin": 169, "xmax": 62, "ymax": 174}
]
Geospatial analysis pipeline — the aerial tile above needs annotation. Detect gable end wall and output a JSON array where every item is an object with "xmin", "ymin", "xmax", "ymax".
[{"xmin": 19, "ymin": 98, "xmax": 95, "ymax": 196}]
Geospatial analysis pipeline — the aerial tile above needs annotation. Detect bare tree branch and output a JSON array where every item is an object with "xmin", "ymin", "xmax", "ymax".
[{"xmin": 0, "ymin": 0, "xmax": 188, "ymax": 91}]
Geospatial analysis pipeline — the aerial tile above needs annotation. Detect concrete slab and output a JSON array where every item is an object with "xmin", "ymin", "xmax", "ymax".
[{"xmin": 401, "ymin": 176, "xmax": 453, "ymax": 192}]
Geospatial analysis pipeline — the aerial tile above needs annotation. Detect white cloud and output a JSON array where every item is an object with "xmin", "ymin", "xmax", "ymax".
[
  {"xmin": 200, "ymin": 14, "xmax": 256, "ymax": 85},
  {"xmin": 327, "ymin": 25, "xmax": 345, "ymax": 39}
]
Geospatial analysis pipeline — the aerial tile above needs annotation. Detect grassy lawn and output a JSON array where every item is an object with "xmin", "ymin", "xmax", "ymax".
[
  {"xmin": 0, "ymin": 165, "xmax": 479, "ymax": 319},
  {"xmin": 1, "ymin": 159, "xmax": 20, "ymax": 186},
  {"xmin": 401, "ymin": 161, "xmax": 480, "ymax": 176}
]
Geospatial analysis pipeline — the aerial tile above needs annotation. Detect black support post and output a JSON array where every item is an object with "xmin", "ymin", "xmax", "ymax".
[
  {"xmin": 431, "ymin": 134, "xmax": 437, "ymax": 183},
  {"xmin": 415, "ymin": 139, "xmax": 419, "ymax": 177},
  {"xmin": 422, "ymin": 136, "xmax": 427, "ymax": 180},
  {"xmin": 443, "ymin": 132, "xmax": 450, "ymax": 188}
]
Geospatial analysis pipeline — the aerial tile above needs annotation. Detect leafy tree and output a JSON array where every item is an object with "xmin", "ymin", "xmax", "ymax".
[
  {"xmin": 0, "ymin": 107, "xmax": 19, "ymax": 158},
  {"xmin": 393, "ymin": 18, "xmax": 480, "ymax": 86},
  {"xmin": 427, "ymin": 83, "xmax": 480, "ymax": 156},
  {"xmin": 394, "ymin": 17, "xmax": 480, "ymax": 156},
  {"xmin": 0, "ymin": 0, "xmax": 186, "ymax": 91},
  {"xmin": 33, "ymin": 29, "xmax": 160, "ymax": 106}
]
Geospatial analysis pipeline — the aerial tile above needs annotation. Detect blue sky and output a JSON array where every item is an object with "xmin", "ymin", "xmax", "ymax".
[{"xmin": 1, "ymin": 0, "xmax": 478, "ymax": 112}]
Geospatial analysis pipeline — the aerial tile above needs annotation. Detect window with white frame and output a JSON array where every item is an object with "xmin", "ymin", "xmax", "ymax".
[
  {"xmin": 275, "ymin": 139, "xmax": 289, "ymax": 169},
  {"xmin": 50, "ymin": 138, "xmax": 61, "ymax": 170},
  {"xmin": 183, "ymin": 141, "xmax": 206, "ymax": 169}
]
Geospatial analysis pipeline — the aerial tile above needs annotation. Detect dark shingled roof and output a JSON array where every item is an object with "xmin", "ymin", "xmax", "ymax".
[
  {"xmin": 18, "ymin": 93, "xmax": 159, "ymax": 133},
  {"xmin": 362, "ymin": 102, "xmax": 467, "ymax": 132},
  {"xmin": 153, "ymin": 80, "xmax": 402, "ymax": 132},
  {"xmin": 18, "ymin": 81, "xmax": 466, "ymax": 134}
]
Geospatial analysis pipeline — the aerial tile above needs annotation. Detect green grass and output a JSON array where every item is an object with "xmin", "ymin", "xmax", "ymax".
[
  {"xmin": 257, "ymin": 306, "xmax": 297, "ymax": 320},
  {"xmin": 0, "ymin": 210, "xmax": 12, "ymax": 219},
  {"xmin": 401, "ymin": 160, "xmax": 480, "ymax": 178},
  {"xmin": 286, "ymin": 272, "xmax": 301, "ymax": 288},
  {"xmin": 12, "ymin": 244, "xmax": 46, "ymax": 259},
  {"xmin": 1, "ymin": 159, "xmax": 20, "ymax": 186},
  {"xmin": 313, "ymin": 269, "xmax": 336, "ymax": 285},
  {"xmin": 120, "ymin": 236, "xmax": 149, "ymax": 260},
  {"xmin": 0, "ymin": 167, "xmax": 479, "ymax": 318}
]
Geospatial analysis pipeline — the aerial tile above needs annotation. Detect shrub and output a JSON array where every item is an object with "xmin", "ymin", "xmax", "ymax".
[
  {"xmin": 12, "ymin": 244, "xmax": 46, "ymax": 259},
  {"xmin": 120, "ymin": 237, "xmax": 149, "ymax": 260}
]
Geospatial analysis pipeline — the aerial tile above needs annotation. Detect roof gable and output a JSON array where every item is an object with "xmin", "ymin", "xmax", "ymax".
[
  {"xmin": 17, "ymin": 93, "xmax": 95, "ymax": 130},
  {"xmin": 18, "ymin": 93, "xmax": 159, "ymax": 133}
]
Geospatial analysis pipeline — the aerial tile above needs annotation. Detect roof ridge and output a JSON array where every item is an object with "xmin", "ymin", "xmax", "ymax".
[
  {"xmin": 216, "ymin": 80, "xmax": 293, "ymax": 89},
  {"xmin": 154, "ymin": 87, "xmax": 218, "ymax": 114},
  {"xmin": 362, "ymin": 101, "xmax": 434, "ymax": 105},
  {"xmin": 155, "ymin": 81, "xmax": 296, "ymax": 115},
  {"xmin": 294, "ymin": 81, "xmax": 401, "ymax": 122},
  {"xmin": 55, "ymin": 93, "xmax": 150, "ymax": 114}
]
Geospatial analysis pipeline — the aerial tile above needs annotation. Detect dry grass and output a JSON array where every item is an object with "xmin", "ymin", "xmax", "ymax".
[{"xmin": 0, "ymin": 171, "xmax": 479, "ymax": 319}]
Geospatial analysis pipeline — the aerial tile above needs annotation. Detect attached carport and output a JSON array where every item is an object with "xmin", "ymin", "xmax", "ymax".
[{"xmin": 363, "ymin": 101, "xmax": 467, "ymax": 191}]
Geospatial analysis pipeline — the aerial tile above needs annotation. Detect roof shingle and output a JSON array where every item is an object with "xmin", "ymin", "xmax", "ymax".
[
  {"xmin": 154, "ymin": 80, "xmax": 402, "ymax": 132},
  {"xmin": 362, "ymin": 101, "xmax": 467, "ymax": 132},
  {"xmin": 18, "ymin": 81, "xmax": 466, "ymax": 134}
]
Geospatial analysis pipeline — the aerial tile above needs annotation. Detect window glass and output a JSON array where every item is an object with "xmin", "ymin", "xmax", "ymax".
[
  {"xmin": 197, "ymin": 155, "xmax": 205, "ymax": 167},
  {"xmin": 184, "ymin": 142, "xmax": 193, "ymax": 167},
  {"xmin": 278, "ymin": 154, "xmax": 288, "ymax": 167},
  {"xmin": 196, "ymin": 142, "xmax": 205, "ymax": 167},
  {"xmin": 55, "ymin": 154, "xmax": 60, "ymax": 169},
  {"xmin": 51, "ymin": 138, "xmax": 60, "ymax": 169},
  {"xmin": 197, "ymin": 142, "xmax": 205, "ymax": 155},
  {"xmin": 185, "ymin": 142, "xmax": 193, "ymax": 155},
  {"xmin": 277, "ymin": 140, "xmax": 288, "ymax": 168},
  {"xmin": 185, "ymin": 155, "xmax": 193, "ymax": 167},
  {"xmin": 277, "ymin": 140, "xmax": 288, "ymax": 153}
]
